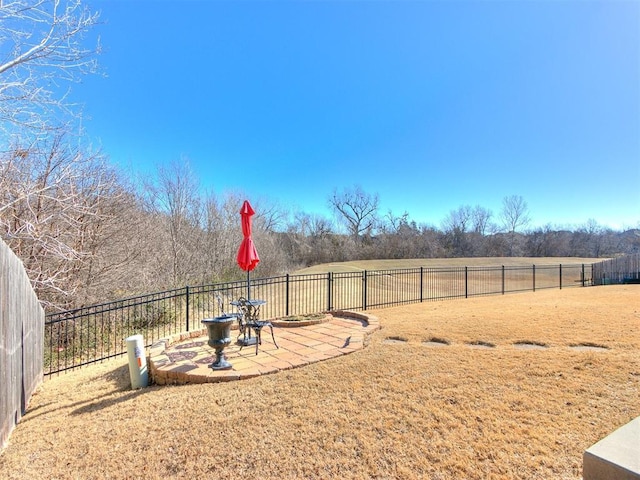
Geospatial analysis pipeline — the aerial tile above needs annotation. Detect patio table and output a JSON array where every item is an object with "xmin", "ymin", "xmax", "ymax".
[{"xmin": 230, "ymin": 299, "xmax": 278, "ymax": 354}]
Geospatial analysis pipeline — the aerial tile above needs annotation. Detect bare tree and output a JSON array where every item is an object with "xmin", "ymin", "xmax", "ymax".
[
  {"xmin": 0, "ymin": 0, "xmax": 101, "ymax": 138},
  {"xmin": 144, "ymin": 159, "xmax": 204, "ymax": 286},
  {"xmin": 284, "ymin": 211, "xmax": 338, "ymax": 266},
  {"xmin": 199, "ymin": 191, "xmax": 292, "ymax": 281},
  {"xmin": 441, "ymin": 206, "xmax": 473, "ymax": 257},
  {"xmin": 290, "ymin": 211, "xmax": 311, "ymax": 237},
  {"xmin": 442, "ymin": 206, "xmax": 472, "ymax": 234},
  {"xmin": 328, "ymin": 185, "xmax": 379, "ymax": 240},
  {"xmin": 380, "ymin": 210, "xmax": 410, "ymax": 235},
  {"xmin": 500, "ymin": 195, "xmax": 531, "ymax": 234},
  {"xmin": 252, "ymin": 198, "xmax": 288, "ymax": 233},
  {"xmin": 308, "ymin": 214, "xmax": 334, "ymax": 239},
  {"xmin": 471, "ymin": 205, "xmax": 493, "ymax": 235},
  {"xmin": 200, "ymin": 192, "xmax": 245, "ymax": 281},
  {"xmin": 525, "ymin": 224, "xmax": 569, "ymax": 257},
  {"xmin": 500, "ymin": 195, "xmax": 531, "ymax": 256},
  {"xmin": 569, "ymin": 219, "xmax": 613, "ymax": 258},
  {"xmin": 0, "ymin": 1, "xmax": 108, "ymax": 309},
  {"xmin": 0, "ymin": 135, "xmax": 122, "ymax": 309},
  {"xmin": 377, "ymin": 211, "xmax": 423, "ymax": 259}
]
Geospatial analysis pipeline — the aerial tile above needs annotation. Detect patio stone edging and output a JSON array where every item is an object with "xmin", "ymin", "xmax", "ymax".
[
  {"xmin": 270, "ymin": 312, "xmax": 333, "ymax": 328},
  {"xmin": 148, "ymin": 310, "xmax": 379, "ymax": 385},
  {"xmin": 329, "ymin": 310, "xmax": 379, "ymax": 345}
]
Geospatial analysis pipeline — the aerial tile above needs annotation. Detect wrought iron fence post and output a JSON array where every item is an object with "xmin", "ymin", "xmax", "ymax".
[
  {"xmin": 327, "ymin": 272, "xmax": 333, "ymax": 311},
  {"xmin": 185, "ymin": 285, "xmax": 190, "ymax": 331},
  {"xmin": 559, "ymin": 264, "xmax": 563, "ymax": 290},
  {"xmin": 582, "ymin": 264, "xmax": 586, "ymax": 287},
  {"xmin": 285, "ymin": 274, "xmax": 290, "ymax": 316},
  {"xmin": 363, "ymin": 270, "xmax": 368, "ymax": 310},
  {"xmin": 465, "ymin": 266, "xmax": 468, "ymax": 298},
  {"xmin": 532, "ymin": 265, "xmax": 536, "ymax": 292},
  {"xmin": 502, "ymin": 265, "xmax": 505, "ymax": 294},
  {"xmin": 420, "ymin": 266, "xmax": 424, "ymax": 302}
]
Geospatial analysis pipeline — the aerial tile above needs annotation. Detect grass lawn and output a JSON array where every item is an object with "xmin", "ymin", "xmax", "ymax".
[
  {"xmin": 1, "ymin": 285, "xmax": 638, "ymax": 479},
  {"xmin": 295, "ymin": 257, "xmax": 602, "ymax": 274}
]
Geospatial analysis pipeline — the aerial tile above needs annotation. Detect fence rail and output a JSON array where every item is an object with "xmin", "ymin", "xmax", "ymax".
[{"xmin": 45, "ymin": 262, "xmax": 593, "ymax": 376}]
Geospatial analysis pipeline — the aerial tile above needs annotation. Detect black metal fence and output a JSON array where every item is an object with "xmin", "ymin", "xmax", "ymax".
[{"xmin": 44, "ymin": 262, "xmax": 592, "ymax": 376}]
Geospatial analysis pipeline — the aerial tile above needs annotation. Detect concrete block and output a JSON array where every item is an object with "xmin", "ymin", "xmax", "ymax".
[{"xmin": 584, "ymin": 416, "xmax": 640, "ymax": 480}]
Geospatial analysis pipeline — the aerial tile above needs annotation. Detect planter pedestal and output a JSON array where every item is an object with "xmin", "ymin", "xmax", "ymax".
[{"xmin": 201, "ymin": 316, "xmax": 234, "ymax": 370}]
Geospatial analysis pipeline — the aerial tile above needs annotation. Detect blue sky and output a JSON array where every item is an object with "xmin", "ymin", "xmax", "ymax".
[{"xmin": 76, "ymin": 0, "xmax": 639, "ymax": 230}]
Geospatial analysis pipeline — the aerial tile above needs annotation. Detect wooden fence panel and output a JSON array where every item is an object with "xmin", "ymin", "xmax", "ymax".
[
  {"xmin": 0, "ymin": 239, "xmax": 44, "ymax": 450},
  {"xmin": 592, "ymin": 254, "xmax": 640, "ymax": 285}
]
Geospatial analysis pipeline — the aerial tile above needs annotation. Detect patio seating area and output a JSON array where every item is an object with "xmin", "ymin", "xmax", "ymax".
[{"xmin": 149, "ymin": 310, "xmax": 379, "ymax": 385}]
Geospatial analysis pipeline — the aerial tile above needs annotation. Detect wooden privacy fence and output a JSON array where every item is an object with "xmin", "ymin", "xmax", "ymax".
[
  {"xmin": 0, "ymin": 239, "xmax": 44, "ymax": 450},
  {"xmin": 592, "ymin": 253, "xmax": 640, "ymax": 285}
]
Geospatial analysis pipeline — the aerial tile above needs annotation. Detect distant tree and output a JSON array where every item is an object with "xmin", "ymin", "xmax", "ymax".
[
  {"xmin": 0, "ymin": 0, "xmax": 101, "ymax": 138},
  {"xmin": 569, "ymin": 219, "xmax": 615, "ymax": 258},
  {"xmin": 585, "ymin": 219, "xmax": 612, "ymax": 258},
  {"xmin": 417, "ymin": 223, "xmax": 445, "ymax": 258},
  {"xmin": 471, "ymin": 205, "xmax": 494, "ymax": 235},
  {"xmin": 253, "ymin": 198, "xmax": 288, "ymax": 233},
  {"xmin": 441, "ymin": 206, "xmax": 474, "ymax": 256},
  {"xmin": 500, "ymin": 195, "xmax": 531, "ymax": 234},
  {"xmin": 248, "ymin": 199, "xmax": 291, "ymax": 276},
  {"xmin": 525, "ymin": 224, "xmax": 568, "ymax": 257},
  {"xmin": 297, "ymin": 213, "xmax": 337, "ymax": 264},
  {"xmin": 308, "ymin": 214, "xmax": 334, "ymax": 239},
  {"xmin": 200, "ymin": 192, "xmax": 240, "ymax": 281},
  {"xmin": 380, "ymin": 210, "xmax": 409, "ymax": 234},
  {"xmin": 377, "ymin": 211, "xmax": 423, "ymax": 259},
  {"xmin": 442, "ymin": 206, "xmax": 472, "ymax": 234},
  {"xmin": 144, "ymin": 159, "xmax": 204, "ymax": 286},
  {"xmin": 500, "ymin": 195, "xmax": 531, "ymax": 256},
  {"xmin": 328, "ymin": 185, "xmax": 379, "ymax": 240}
]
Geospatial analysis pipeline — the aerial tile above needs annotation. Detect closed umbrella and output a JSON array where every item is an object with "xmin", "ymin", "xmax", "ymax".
[{"xmin": 236, "ymin": 200, "xmax": 260, "ymax": 299}]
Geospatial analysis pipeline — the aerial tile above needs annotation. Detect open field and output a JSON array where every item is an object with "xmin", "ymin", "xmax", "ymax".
[
  {"xmin": 2, "ymin": 285, "xmax": 638, "ymax": 479},
  {"xmin": 295, "ymin": 257, "xmax": 603, "ymax": 274}
]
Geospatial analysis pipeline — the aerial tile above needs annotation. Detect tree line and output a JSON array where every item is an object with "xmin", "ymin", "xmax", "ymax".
[
  {"xmin": 1, "ymin": 1, "xmax": 637, "ymax": 312},
  {"xmin": 290, "ymin": 185, "xmax": 638, "ymax": 265},
  {"xmin": 1, "ymin": 148, "xmax": 637, "ymax": 312}
]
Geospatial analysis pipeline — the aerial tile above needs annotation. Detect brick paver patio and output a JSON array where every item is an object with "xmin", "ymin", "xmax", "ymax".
[{"xmin": 149, "ymin": 311, "xmax": 379, "ymax": 385}]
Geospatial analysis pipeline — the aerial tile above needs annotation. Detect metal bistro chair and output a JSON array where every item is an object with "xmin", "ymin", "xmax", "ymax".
[
  {"xmin": 236, "ymin": 297, "xmax": 278, "ymax": 355},
  {"xmin": 215, "ymin": 292, "xmax": 244, "ymax": 333}
]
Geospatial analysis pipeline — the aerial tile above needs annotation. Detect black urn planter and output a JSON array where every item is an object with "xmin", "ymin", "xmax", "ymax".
[{"xmin": 201, "ymin": 316, "xmax": 234, "ymax": 370}]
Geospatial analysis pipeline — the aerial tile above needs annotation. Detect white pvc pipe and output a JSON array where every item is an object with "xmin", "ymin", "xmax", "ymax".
[{"xmin": 126, "ymin": 334, "xmax": 148, "ymax": 389}]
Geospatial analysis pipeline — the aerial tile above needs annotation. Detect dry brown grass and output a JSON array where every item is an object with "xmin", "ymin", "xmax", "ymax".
[
  {"xmin": 1, "ymin": 285, "xmax": 638, "ymax": 479},
  {"xmin": 295, "ymin": 257, "xmax": 602, "ymax": 274},
  {"xmin": 261, "ymin": 257, "xmax": 601, "ymax": 318}
]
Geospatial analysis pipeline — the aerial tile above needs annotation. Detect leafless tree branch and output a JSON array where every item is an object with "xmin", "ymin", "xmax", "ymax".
[{"xmin": 0, "ymin": 0, "xmax": 101, "ymax": 137}]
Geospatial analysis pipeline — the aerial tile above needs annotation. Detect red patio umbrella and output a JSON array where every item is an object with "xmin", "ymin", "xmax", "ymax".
[{"xmin": 237, "ymin": 200, "xmax": 260, "ymax": 299}]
